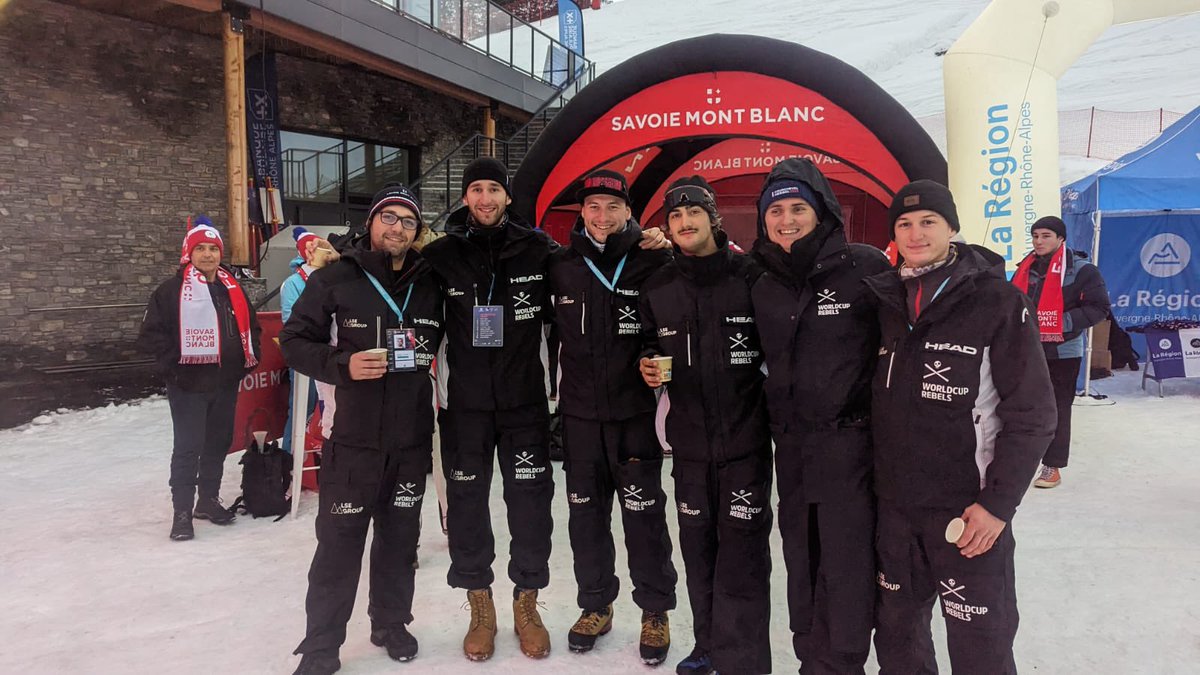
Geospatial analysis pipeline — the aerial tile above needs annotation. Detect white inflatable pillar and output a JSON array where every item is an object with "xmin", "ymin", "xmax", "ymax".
[{"xmin": 944, "ymin": 0, "xmax": 1200, "ymax": 271}]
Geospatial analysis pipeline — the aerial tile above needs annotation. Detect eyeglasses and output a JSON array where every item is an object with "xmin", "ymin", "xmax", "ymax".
[{"xmin": 378, "ymin": 212, "xmax": 421, "ymax": 230}]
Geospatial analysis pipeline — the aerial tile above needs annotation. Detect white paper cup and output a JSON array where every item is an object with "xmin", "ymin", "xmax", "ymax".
[
  {"xmin": 366, "ymin": 348, "xmax": 388, "ymax": 362},
  {"xmin": 651, "ymin": 355, "xmax": 673, "ymax": 383},
  {"xmin": 252, "ymin": 430, "xmax": 267, "ymax": 448},
  {"xmin": 945, "ymin": 517, "xmax": 966, "ymax": 544}
]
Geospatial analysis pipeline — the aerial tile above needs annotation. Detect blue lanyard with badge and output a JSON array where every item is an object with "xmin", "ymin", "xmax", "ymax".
[
  {"xmin": 472, "ymin": 274, "xmax": 504, "ymax": 347},
  {"xmin": 364, "ymin": 272, "xmax": 418, "ymax": 372}
]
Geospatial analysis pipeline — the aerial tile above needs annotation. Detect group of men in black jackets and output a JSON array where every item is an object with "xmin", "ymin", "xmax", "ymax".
[{"xmin": 279, "ymin": 153, "xmax": 1064, "ymax": 675}]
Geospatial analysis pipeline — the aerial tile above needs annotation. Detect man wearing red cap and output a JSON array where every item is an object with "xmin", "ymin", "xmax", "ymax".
[{"xmin": 138, "ymin": 216, "xmax": 261, "ymax": 541}]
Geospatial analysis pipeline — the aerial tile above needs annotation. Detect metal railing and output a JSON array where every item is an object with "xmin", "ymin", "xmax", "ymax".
[
  {"xmin": 369, "ymin": 0, "xmax": 593, "ymax": 87},
  {"xmin": 282, "ymin": 142, "xmax": 408, "ymax": 201},
  {"xmin": 409, "ymin": 61, "xmax": 594, "ymax": 227}
]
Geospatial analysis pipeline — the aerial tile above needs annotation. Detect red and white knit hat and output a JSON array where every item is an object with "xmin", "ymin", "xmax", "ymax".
[
  {"xmin": 292, "ymin": 226, "xmax": 320, "ymax": 259},
  {"xmin": 180, "ymin": 216, "xmax": 224, "ymax": 264}
]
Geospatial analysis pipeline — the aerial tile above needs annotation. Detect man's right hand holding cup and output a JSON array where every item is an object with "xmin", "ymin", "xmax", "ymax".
[
  {"xmin": 639, "ymin": 355, "xmax": 669, "ymax": 388},
  {"xmin": 349, "ymin": 348, "xmax": 388, "ymax": 380}
]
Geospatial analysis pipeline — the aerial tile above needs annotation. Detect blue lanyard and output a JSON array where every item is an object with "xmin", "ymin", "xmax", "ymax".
[
  {"xmin": 364, "ymin": 272, "xmax": 414, "ymax": 324},
  {"xmin": 583, "ymin": 254, "xmax": 628, "ymax": 293}
]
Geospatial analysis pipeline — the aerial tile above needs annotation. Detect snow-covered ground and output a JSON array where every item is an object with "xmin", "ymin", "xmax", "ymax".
[{"xmin": 2, "ymin": 370, "xmax": 1199, "ymax": 674}]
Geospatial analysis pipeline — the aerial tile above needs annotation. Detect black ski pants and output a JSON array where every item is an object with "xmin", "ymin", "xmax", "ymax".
[
  {"xmin": 775, "ymin": 428, "xmax": 875, "ymax": 675},
  {"xmin": 1044, "ymin": 357, "xmax": 1081, "ymax": 468},
  {"xmin": 672, "ymin": 448, "xmax": 773, "ymax": 675},
  {"xmin": 295, "ymin": 441, "xmax": 430, "ymax": 656},
  {"xmin": 440, "ymin": 403, "xmax": 554, "ymax": 591},
  {"xmin": 874, "ymin": 500, "xmax": 1019, "ymax": 675},
  {"xmin": 166, "ymin": 382, "xmax": 238, "ymax": 512},
  {"xmin": 562, "ymin": 412, "xmax": 677, "ymax": 613}
]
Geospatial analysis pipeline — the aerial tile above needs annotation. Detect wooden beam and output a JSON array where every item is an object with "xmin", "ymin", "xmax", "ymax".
[
  {"xmin": 483, "ymin": 105, "xmax": 497, "ymax": 158},
  {"xmin": 162, "ymin": 0, "xmax": 222, "ymax": 12},
  {"xmin": 223, "ymin": 12, "xmax": 250, "ymax": 266}
]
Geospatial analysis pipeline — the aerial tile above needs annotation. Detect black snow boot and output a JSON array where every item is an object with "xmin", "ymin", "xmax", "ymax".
[
  {"xmin": 193, "ymin": 496, "xmax": 236, "ymax": 525},
  {"xmin": 371, "ymin": 625, "xmax": 419, "ymax": 662},
  {"xmin": 676, "ymin": 647, "xmax": 715, "ymax": 675},
  {"xmin": 169, "ymin": 510, "xmax": 194, "ymax": 541},
  {"xmin": 292, "ymin": 651, "xmax": 341, "ymax": 675}
]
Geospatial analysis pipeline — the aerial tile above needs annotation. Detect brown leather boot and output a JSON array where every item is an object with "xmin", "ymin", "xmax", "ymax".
[
  {"xmin": 513, "ymin": 588, "xmax": 551, "ymax": 658},
  {"xmin": 463, "ymin": 588, "xmax": 497, "ymax": 661},
  {"xmin": 639, "ymin": 610, "xmax": 671, "ymax": 665}
]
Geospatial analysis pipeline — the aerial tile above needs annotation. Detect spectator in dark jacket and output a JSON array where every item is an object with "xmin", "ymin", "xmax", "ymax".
[
  {"xmin": 137, "ymin": 216, "xmax": 261, "ymax": 541},
  {"xmin": 750, "ymin": 159, "xmax": 891, "ymax": 674},
  {"xmin": 1012, "ymin": 215, "xmax": 1110, "ymax": 489},
  {"xmin": 864, "ymin": 181, "xmax": 1055, "ymax": 675},
  {"xmin": 548, "ymin": 170, "xmax": 677, "ymax": 664},
  {"xmin": 639, "ymin": 176, "xmax": 772, "ymax": 675}
]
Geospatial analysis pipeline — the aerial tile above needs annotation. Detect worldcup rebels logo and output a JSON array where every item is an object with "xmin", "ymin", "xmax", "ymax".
[
  {"xmin": 921, "ymin": 360, "xmax": 970, "ymax": 402},
  {"xmin": 728, "ymin": 489, "xmax": 761, "ymax": 521},
  {"xmin": 730, "ymin": 333, "xmax": 750, "ymax": 350},
  {"xmin": 511, "ymin": 291, "xmax": 541, "ymax": 321},
  {"xmin": 940, "ymin": 578, "xmax": 990, "ymax": 623},
  {"xmin": 622, "ymin": 484, "xmax": 656, "ymax": 512},
  {"xmin": 817, "ymin": 288, "xmax": 851, "ymax": 316},
  {"xmin": 393, "ymin": 482, "xmax": 422, "ymax": 509},
  {"xmin": 513, "ymin": 451, "xmax": 546, "ymax": 481},
  {"xmin": 513, "ymin": 291, "xmax": 532, "ymax": 307},
  {"xmin": 618, "ymin": 305, "xmax": 640, "ymax": 335}
]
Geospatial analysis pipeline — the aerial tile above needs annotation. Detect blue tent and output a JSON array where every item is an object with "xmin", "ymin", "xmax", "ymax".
[{"xmin": 1062, "ymin": 105, "xmax": 1200, "ymax": 361}]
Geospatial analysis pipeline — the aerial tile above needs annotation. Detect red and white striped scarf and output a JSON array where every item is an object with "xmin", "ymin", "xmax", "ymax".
[{"xmin": 178, "ymin": 264, "xmax": 258, "ymax": 366}]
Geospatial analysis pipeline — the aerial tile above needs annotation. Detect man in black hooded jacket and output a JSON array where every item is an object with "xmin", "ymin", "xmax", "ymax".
[
  {"xmin": 639, "ymin": 176, "xmax": 772, "ymax": 675},
  {"xmin": 548, "ymin": 170, "xmax": 677, "ymax": 664},
  {"xmin": 281, "ymin": 184, "xmax": 445, "ymax": 674},
  {"xmin": 750, "ymin": 159, "xmax": 890, "ymax": 674},
  {"xmin": 865, "ymin": 180, "xmax": 1054, "ymax": 675}
]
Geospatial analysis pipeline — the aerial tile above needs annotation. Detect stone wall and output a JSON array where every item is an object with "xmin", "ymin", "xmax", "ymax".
[{"xmin": 0, "ymin": 0, "xmax": 491, "ymax": 372}]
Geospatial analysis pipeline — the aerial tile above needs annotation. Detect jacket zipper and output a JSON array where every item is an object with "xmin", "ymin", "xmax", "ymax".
[
  {"xmin": 581, "ymin": 290, "xmax": 587, "ymax": 335},
  {"xmin": 685, "ymin": 318, "xmax": 693, "ymax": 367},
  {"xmin": 885, "ymin": 338, "xmax": 898, "ymax": 389}
]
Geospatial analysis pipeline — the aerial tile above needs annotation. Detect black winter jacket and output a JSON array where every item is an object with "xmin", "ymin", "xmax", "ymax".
[
  {"xmin": 279, "ymin": 239, "xmax": 445, "ymax": 450},
  {"xmin": 864, "ymin": 242, "xmax": 1056, "ymax": 522},
  {"xmin": 137, "ymin": 265, "xmax": 262, "ymax": 393},
  {"xmin": 549, "ymin": 219, "xmax": 670, "ymax": 421},
  {"xmin": 640, "ymin": 231, "xmax": 769, "ymax": 464},
  {"xmin": 421, "ymin": 210, "xmax": 557, "ymax": 411},
  {"xmin": 1017, "ymin": 247, "xmax": 1111, "ymax": 360}
]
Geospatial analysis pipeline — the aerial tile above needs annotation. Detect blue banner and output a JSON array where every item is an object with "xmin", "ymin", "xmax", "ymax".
[
  {"xmin": 245, "ymin": 52, "xmax": 284, "ymax": 224},
  {"xmin": 558, "ymin": 0, "xmax": 584, "ymax": 56},
  {"xmin": 1097, "ymin": 213, "xmax": 1200, "ymax": 331}
]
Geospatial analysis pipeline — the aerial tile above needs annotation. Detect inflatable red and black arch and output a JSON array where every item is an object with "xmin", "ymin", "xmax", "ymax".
[{"xmin": 512, "ymin": 34, "xmax": 946, "ymax": 249}]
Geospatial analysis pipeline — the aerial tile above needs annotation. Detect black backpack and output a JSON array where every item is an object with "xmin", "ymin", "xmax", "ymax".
[
  {"xmin": 1107, "ymin": 315, "xmax": 1141, "ymax": 371},
  {"xmin": 231, "ymin": 439, "xmax": 292, "ymax": 520}
]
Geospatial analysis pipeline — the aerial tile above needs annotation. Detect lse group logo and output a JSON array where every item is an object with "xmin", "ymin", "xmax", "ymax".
[{"xmin": 1140, "ymin": 234, "xmax": 1191, "ymax": 278}]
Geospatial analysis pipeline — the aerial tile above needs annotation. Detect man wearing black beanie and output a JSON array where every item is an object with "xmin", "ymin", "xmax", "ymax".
[
  {"xmin": 750, "ymin": 158, "xmax": 891, "ymax": 674},
  {"xmin": 421, "ymin": 157, "xmax": 558, "ymax": 661}
]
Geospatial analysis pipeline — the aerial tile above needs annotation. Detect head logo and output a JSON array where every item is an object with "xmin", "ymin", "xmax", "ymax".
[
  {"xmin": 1140, "ymin": 234, "xmax": 1191, "ymax": 278},
  {"xmin": 1159, "ymin": 338, "xmax": 1173, "ymax": 350}
]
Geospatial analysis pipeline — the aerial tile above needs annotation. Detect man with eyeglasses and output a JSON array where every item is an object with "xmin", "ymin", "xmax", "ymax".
[{"xmin": 282, "ymin": 184, "xmax": 445, "ymax": 675}]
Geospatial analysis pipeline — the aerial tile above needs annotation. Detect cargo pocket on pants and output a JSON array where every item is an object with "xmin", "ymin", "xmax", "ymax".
[
  {"xmin": 616, "ymin": 458, "xmax": 666, "ymax": 515},
  {"xmin": 500, "ymin": 428, "xmax": 552, "ymax": 488},
  {"xmin": 717, "ymin": 453, "xmax": 772, "ymax": 531},
  {"xmin": 564, "ymin": 459, "xmax": 602, "ymax": 513}
]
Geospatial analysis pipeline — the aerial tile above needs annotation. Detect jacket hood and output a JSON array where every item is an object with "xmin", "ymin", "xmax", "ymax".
[{"xmin": 755, "ymin": 158, "xmax": 845, "ymax": 243}]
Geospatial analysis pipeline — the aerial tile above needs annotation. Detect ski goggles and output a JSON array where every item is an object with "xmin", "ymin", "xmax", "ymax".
[{"xmin": 664, "ymin": 184, "xmax": 716, "ymax": 212}]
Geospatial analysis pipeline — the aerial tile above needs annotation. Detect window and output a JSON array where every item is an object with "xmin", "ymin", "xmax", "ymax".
[{"xmin": 280, "ymin": 130, "xmax": 414, "ymax": 226}]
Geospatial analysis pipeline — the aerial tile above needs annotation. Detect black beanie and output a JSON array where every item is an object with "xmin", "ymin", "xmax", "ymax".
[
  {"xmin": 358, "ymin": 183, "xmax": 423, "ymax": 240},
  {"xmin": 461, "ymin": 157, "xmax": 510, "ymax": 195},
  {"xmin": 888, "ymin": 180, "xmax": 960, "ymax": 235},
  {"xmin": 1031, "ymin": 215, "xmax": 1067, "ymax": 240},
  {"xmin": 664, "ymin": 175, "xmax": 720, "ymax": 223}
]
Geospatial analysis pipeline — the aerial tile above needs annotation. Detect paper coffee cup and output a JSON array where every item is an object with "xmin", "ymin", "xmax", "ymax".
[
  {"xmin": 366, "ymin": 348, "xmax": 388, "ymax": 362},
  {"xmin": 651, "ymin": 355, "xmax": 673, "ymax": 383},
  {"xmin": 945, "ymin": 517, "xmax": 966, "ymax": 544},
  {"xmin": 252, "ymin": 430, "xmax": 267, "ymax": 448}
]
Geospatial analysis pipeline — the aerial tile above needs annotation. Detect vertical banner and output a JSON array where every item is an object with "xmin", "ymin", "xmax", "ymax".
[
  {"xmin": 245, "ymin": 52, "xmax": 285, "ymax": 230},
  {"xmin": 558, "ymin": 0, "xmax": 585, "ymax": 78}
]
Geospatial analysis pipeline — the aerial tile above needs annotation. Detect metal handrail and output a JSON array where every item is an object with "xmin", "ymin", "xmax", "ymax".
[
  {"xmin": 410, "ymin": 61, "xmax": 594, "ymax": 192},
  {"xmin": 367, "ymin": 0, "xmax": 592, "ymax": 87}
]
